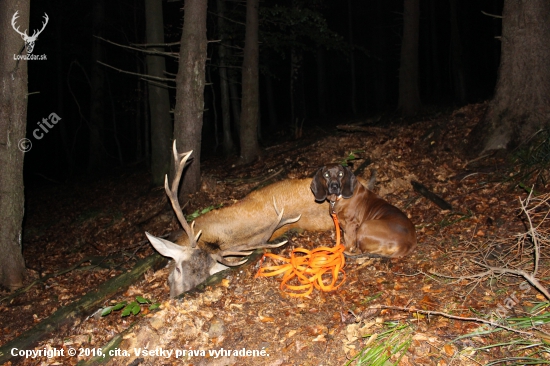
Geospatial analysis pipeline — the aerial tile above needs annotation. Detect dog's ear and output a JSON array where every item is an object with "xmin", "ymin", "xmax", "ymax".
[
  {"xmin": 341, "ymin": 166, "xmax": 357, "ymax": 198},
  {"xmin": 310, "ymin": 167, "xmax": 328, "ymax": 202}
]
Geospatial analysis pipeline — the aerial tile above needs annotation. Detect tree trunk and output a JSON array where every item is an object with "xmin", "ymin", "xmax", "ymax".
[
  {"xmin": 0, "ymin": 0, "xmax": 29, "ymax": 290},
  {"xmin": 449, "ymin": 0, "xmax": 467, "ymax": 104},
  {"xmin": 89, "ymin": 0, "xmax": 105, "ymax": 171},
  {"xmin": 316, "ymin": 48, "xmax": 327, "ymax": 118},
  {"xmin": 347, "ymin": 0, "xmax": 357, "ymax": 115},
  {"xmin": 469, "ymin": 0, "xmax": 550, "ymax": 154},
  {"xmin": 398, "ymin": 0, "xmax": 421, "ymax": 116},
  {"xmin": 372, "ymin": 0, "xmax": 388, "ymax": 110},
  {"xmin": 133, "ymin": 5, "xmax": 145, "ymax": 163},
  {"xmin": 239, "ymin": 0, "xmax": 261, "ymax": 164},
  {"xmin": 227, "ymin": 40, "xmax": 241, "ymax": 139},
  {"xmin": 428, "ymin": 0, "xmax": 442, "ymax": 100},
  {"xmin": 216, "ymin": 0, "xmax": 235, "ymax": 156},
  {"xmin": 290, "ymin": 47, "xmax": 305, "ymax": 136},
  {"xmin": 145, "ymin": 0, "xmax": 172, "ymax": 186},
  {"xmin": 173, "ymin": 0, "xmax": 208, "ymax": 197},
  {"xmin": 265, "ymin": 72, "xmax": 278, "ymax": 130}
]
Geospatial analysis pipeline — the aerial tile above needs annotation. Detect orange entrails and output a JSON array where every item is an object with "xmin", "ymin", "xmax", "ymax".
[{"xmin": 255, "ymin": 213, "xmax": 346, "ymax": 297}]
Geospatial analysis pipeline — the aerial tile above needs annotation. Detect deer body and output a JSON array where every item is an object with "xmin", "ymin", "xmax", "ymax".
[
  {"xmin": 146, "ymin": 144, "xmax": 334, "ymax": 297},
  {"xmin": 174, "ymin": 179, "xmax": 333, "ymax": 251}
]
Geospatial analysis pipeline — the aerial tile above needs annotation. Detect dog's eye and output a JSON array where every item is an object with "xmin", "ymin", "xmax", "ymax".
[
  {"xmin": 338, "ymin": 172, "xmax": 343, "ymax": 177},
  {"xmin": 324, "ymin": 172, "xmax": 329, "ymax": 178}
]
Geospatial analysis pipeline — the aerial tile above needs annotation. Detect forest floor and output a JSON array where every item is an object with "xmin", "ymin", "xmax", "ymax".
[{"xmin": 2, "ymin": 103, "xmax": 550, "ymax": 365}]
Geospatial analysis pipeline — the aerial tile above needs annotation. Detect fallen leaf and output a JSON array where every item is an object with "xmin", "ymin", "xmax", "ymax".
[{"xmin": 443, "ymin": 344, "xmax": 455, "ymax": 356}]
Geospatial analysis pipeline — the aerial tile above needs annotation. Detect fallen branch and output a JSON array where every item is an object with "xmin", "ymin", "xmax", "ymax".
[
  {"xmin": 411, "ymin": 181, "xmax": 453, "ymax": 210},
  {"xmin": 370, "ymin": 305, "xmax": 533, "ymax": 336},
  {"xmin": 336, "ymin": 125, "xmax": 387, "ymax": 135},
  {"xmin": 0, "ymin": 253, "xmax": 166, "ymax": 365},
  {"xmin": 1, "ymin": 257, "xmax": 92, "ymax": 304},
  {"xmin": 470, "ymin": 260, "xmax": 550, "ymax": 300}
]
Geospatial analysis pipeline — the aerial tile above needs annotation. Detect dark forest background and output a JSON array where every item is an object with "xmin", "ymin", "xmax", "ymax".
[{"xmin": 23, "ymin": 0, "xmax": 502, "ymax": 180}]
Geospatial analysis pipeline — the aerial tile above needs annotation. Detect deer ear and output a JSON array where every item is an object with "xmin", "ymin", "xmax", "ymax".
[
  {"xmin": 145, "ymin": 232, "xmax": 191, "ymax": 261},
  {"xmin": 310, "ymin": 167, "xmax": 327, "ymax": 202},
  {"xmin": 341, "ymin": 166, "xmax": 357, "ymax": 198}
]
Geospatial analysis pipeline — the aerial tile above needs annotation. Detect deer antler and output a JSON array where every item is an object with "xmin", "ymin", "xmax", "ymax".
[
  {"xmin": 217, "ymin": 197, "xmax": 301, "ymax": 263},
  {"xmin": 165, "ymin": 141, "xmax": 201, "ymax": 248},
  {"xmin": 272, "ymin": 196, "xmax": 302, "ymax": 228},
  {"xmin": 28, "ymin": 13, "xmax": 49, "ymax": 41},
  {"xmin": 11, "ymin": 11, "xmax": 27, "ymax": 39}
]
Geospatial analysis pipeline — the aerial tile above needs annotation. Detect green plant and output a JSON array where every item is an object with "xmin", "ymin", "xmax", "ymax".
[
  {"xmin": 101, "ymin": 296, "xmax": 160, "ymax": 317},
  {"xmin": 341, "ymin": 150, "xmax": 365, "ymax": 167},
  {"xmin": 346, "ymin": 322, "xmax": 412, "ymax": 366},
  {"xmin": 186, "ymin": 204, "xmax": 223, "ymax": 222},
  {"xmin": 513, "ymin": 129, "xmax": 550, "ymax": 187}
]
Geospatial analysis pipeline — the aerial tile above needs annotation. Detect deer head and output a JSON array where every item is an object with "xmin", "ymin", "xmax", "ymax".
[
  {"xmin": 11, "ymin": 11, "xmax": 49, "ymax": 54},
  {"xmin": 146, "ymin": 141, "xmax": 300, "ymax": 297}
]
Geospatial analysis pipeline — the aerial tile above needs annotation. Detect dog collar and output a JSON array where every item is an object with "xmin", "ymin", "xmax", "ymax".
[{"xmin": 329, "ymin": 195, "xmax": 342, "ymax": 214}]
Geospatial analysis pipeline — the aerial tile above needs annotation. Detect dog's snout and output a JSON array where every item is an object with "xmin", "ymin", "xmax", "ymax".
[{"xmin": 328, "ymin": 180, "xmax": 340, "ymax": 194}]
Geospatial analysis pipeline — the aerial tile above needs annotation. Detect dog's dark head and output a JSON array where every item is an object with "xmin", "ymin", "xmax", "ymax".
[{"xmin": 311, "ymin": 164, "xmax": 357, "ymax": 202}]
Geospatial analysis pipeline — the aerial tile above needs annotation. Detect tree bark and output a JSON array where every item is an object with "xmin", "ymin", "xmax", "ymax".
[
  {"xmin": 347, "ymin": 0, "xmax": 357, "ymax": 115},
  {"xmin": 89, "ymin": 0, "xmax": 106, "ymax": 171},
  {"xmin": 449, "ymin": 0, "xmax": 467, "ymax": 104},
  {"xmin": 239, "ymin": 0, "xmax": 262, "ymax": 164},
  {"xmin": 265, "ymin": 72, "xmax": 278, "ymax": 130},
  {"xmin": 428, "ymin": 0, "xmax": 442, "ymax": 100},
  {"xmin": 398, "ymin": 0, "xmax": 421, "ymax": 117},
  {"xmin": 0, "ymin": 0, "xmax": 29, "ymax": 290},
  {"xmin": 216, "ymin": 0, "xmax": 235, "ymax": 156},
  {"xmin": 173, "ymin": 0, "xmax": 208, "ymax": 197},
  {"xmin": 316, "ymin": 48, "xmax": 327, "ymax": 118},
  {"xmin": 371, "ymin": 0, "xmax": 388, "ymax": 110},
  {"xmin": 145, "ymin": 0, "xmax": 172, "ymax": 186},
  {"xmin": 469, "ymin": 0, "xmax": 550, "ymax": 154}
]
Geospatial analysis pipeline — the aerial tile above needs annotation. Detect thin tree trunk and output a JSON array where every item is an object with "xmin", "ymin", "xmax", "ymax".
[
  {"xmin": 449, "ymin": 0, "xmax": 467, "ymax": 104},
  {"xmin": 217, "ymin": 0, "xmax": 235, "ymax": 156},
  {"xmin": 145, "ymin": 0, "xmax": 172, "ymax": 186},
  {"xmin": 372, "ymin": 0, "xmax": 387, "ymax": 110},
  {"xmin": 347, "ymin": 0, "xmax": 357, "ymax": 115},
  {"xmin": 239, "ymin": 0, "xmax": 261, "ymax": 164},
  {"xmin": 56, "ymin": 17, "xmax": 73, "ymax": 171},
  {"xmin": 265, "ymin": 72, "xmax": 278, "ymax": 130},
  {"xmin": 398, "ymin": 0, "xmax": 421, "ymax": 116},
  {"xmin": 173, "ymin": 0, "xmax": 208, "ymax": 196},
  {"xmin": 89, "ymin": 0, "xmax": 105, "ymax": 170},
  {"xmin": 227, "ymin": 39, "xmax": 241, "ymax": 139},
  {"xmin": 0, "ymin": 0, "xmax": 29, "ymax": 290},
  {"xmin": 470, "ymin": 0, "xmax": 550, "ymax": 154},
  {"xmin": 290, "ymin": 47, "xmax": 305, "ymax": 137},
  {"xmin": 316, "ymin": 48, "xmax": 327, "ymax": 118},
  {"xmin": 134, "ymin": 5, "xmax": 144, "ymax": 163},
  {"xmin": 428, "ymin": 0, "xmax": 441, "ymax": 100}
]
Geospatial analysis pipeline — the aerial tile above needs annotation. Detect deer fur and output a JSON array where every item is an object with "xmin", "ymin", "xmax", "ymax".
[
  {"xmin": 146, "ymin": 144, "xmax": 333, "ymax": 297},
  {"xmin": 174, "ymin": 179, "xmax": 333, "ymax": 250}
]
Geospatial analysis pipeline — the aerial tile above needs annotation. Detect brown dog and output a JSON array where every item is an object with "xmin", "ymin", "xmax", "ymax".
[{"xmin": 311, "ymin": 164, "xmax": 416, "ymax": 258}]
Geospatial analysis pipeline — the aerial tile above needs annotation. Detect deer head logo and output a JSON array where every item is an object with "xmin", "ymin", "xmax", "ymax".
[{"xmin": 11, "ymin": 11, "xmax": 49, "ymax": 54}]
